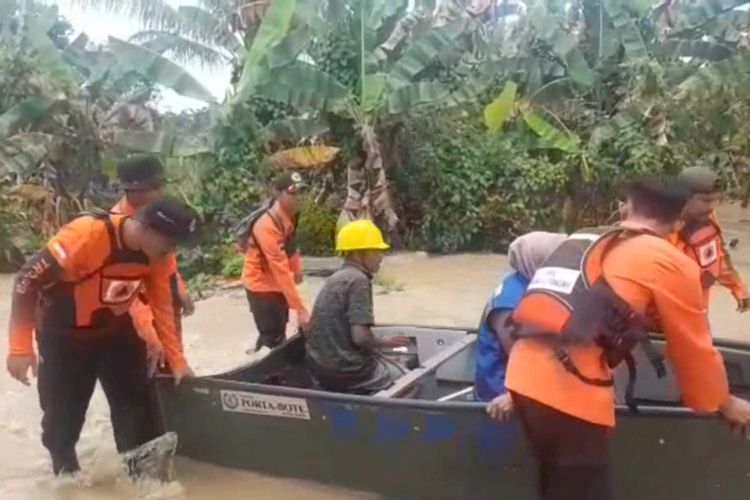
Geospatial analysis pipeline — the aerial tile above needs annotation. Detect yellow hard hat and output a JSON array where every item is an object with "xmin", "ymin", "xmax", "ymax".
[{"xmin": 336, "ymin": 219, "xmax": 390, "ymax": 252}]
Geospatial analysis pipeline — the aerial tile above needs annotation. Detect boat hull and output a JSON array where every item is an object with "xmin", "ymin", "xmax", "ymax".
[{"xmin": 155, "ymin": 332, "xmax": 750, "ymax": 499}]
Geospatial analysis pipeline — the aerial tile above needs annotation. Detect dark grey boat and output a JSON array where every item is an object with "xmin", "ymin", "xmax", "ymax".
[{"xmin": 154, "ymin": 326, "xmax": 750, "ymax": 499}]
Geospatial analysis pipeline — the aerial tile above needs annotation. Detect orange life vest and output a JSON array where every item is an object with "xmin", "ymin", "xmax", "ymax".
[
  {"xmin": 511, "ymin": 226, "xmax": 666, "ymax": 410},
  {"xmin": 39, "ymin": 210, "xmax": 150, "ymax": 334},
  {"xmin": 678, "ymin": 219, "xmax": 722, "ymax": 289}
]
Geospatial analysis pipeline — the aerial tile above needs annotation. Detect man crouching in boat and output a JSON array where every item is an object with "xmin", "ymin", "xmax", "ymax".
[
  {"xmin": 305, "ymin": 220, "xmax": 410, "ymax": 394},
  {"xmin": 496, "ymin": 177, "xmax": 750, "ymax": 500}
]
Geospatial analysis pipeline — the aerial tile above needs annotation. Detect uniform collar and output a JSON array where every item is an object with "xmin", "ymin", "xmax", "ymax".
[{"xmin": 270, "ymin": 201, "xmax": 294, "ymax": 230}]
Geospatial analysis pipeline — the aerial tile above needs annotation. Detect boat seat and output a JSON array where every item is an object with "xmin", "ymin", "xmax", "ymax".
[{"xmin": 375, "ymin": 335, "xmax": 476, "ymax": 399}]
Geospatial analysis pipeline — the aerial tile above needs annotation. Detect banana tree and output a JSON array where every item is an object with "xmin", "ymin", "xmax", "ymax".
[{"xmin": 245, "ymin": 0, "xmax": 499, "ymax": 230}]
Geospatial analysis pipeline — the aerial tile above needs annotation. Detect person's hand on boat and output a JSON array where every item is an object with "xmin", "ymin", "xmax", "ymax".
[
  {"xmin": 6, "ymin": 353, "xmax": 37, "ymax": 386},
  {"xmin": 737, "ymin": 297, "xmax": 750, "ymax": 313},
  {"xmin": 381, "ymin": 336, "xmax": 410, "ymax": 348},
  {"xmin": 180, "ymin": 292, "xmax": 195, "ymax": 317},
  {"xmin": 719, "ymin": 395, "xmax": 750, "ymax": 437},
  {"xmin": 486, "ymin": 393, "xmax": 514, "ymax": 422},
  {"xmin": 173, "ymin": 364, "xmax": 195, "ymax": 385},
  {"xmin": 147, "ymin": 341, "xmax": 166, "ymax": 378},
  {"xmin": 298, "ymin": 308, "xmax": 311, "ymax": 333}
]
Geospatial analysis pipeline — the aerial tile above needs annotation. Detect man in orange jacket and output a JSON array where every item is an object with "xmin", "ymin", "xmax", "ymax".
[
  {"xmin": 6, "ymin": 197, "xmax": 199, "ymax": 476},
  {"xmin": 242, "ymin": 173, "xmax": 310, "ymax": 351},
  {"xmin": 112, "ymin": 156, "xmax": 194, "ymax": 373},
  {"xmin": 498, "ymin": 178, "xmax": 750, "ymax": 500},
  {"xmin": 671, "ymin": 166, "xmax": 748, "ymax": 312}
]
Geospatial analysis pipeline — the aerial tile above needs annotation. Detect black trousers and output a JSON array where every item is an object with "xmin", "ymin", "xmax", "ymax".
[
  {"xmin": 512, "ymin": 392, "xmax": 613, "ymax": 500},
  {"xmin": 245, "ymin": 290, "xmax": 289, "ymax": 350},
  {"xmin": 37, "ymin": 324, "xmax": 158, "ymax": 474}
]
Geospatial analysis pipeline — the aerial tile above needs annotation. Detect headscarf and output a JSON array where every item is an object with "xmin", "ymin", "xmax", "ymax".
[{"xmin": 508, "ymin": 231, "xmax": 568, "ymax": 280}]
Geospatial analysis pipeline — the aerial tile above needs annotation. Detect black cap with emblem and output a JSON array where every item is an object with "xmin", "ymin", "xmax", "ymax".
[
  {"xmin": 133, "ymin": 196, "xmax": 201, "ymax": 247},
  {"xmin": 117, "ymin": 155, "xmax": 166, "ymax": 191},
  {"xmin": 273, "ymin": 172, "xmax": 306, "ymax": 194}
]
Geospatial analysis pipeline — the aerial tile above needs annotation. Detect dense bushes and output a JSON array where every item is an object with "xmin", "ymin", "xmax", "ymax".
[{"xmin": 393, "ymin": 112, "xmax": 571, "ymax": 253}]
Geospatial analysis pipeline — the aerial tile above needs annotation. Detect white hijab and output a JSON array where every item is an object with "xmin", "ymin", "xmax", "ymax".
[{"xmin": 508, "ymin": 231, "xmax": 568, "ymax": 280}]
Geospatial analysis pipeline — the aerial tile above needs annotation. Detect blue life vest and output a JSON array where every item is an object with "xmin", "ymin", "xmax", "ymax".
[{"xmin": 474, "ymin": 272, "xmax": 529, "ymax": 401}]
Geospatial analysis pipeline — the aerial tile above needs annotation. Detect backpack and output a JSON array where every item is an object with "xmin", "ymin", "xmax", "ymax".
[
  {"xmin": 233, "ymin": 200, "xmax": 274, "ymax": 252},
  {"xmin": 511, "ymin": 227, "xmax": 666, "ymax": 411},
  {"xmin": 233, "ymin": 201, "xmax": 299, "ymax": 259}
]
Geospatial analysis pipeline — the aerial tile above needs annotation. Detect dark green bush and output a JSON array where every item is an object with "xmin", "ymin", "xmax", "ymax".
[{"xmin": 296, "ymin": 195, "xmax": 338, "ymax": 256}]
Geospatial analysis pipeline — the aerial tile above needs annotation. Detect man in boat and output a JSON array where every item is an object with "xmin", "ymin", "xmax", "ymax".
[
  {"xmin": 305, "ymin": 219, "xmax": 410, "ymax": 394},
  {"xmin": 242, "ymin": 173, "xmax": 310, "ymax": 351},
  {"xmin": 475, "ymin": 232, "xmax": 566, "ymax": 403},
  {"xmin": 112, "ymin": 156, "xmax": 194, "ymax": 374},
  {"xmin": 669, "ymin": 166, "xmax": 748, "ymax": 313},
  {"xmin": 5, "ymin": 196, "xmax": 199, "ymax": 476},
  {"xmin": 500, "ymin": 178, "xmax": 750, "ymax": 500}
]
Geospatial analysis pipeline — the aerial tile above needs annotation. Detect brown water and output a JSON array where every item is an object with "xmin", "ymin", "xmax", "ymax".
[{"xmin": 1, "ymin": 204, "xmax": 749, "ymax": 499}]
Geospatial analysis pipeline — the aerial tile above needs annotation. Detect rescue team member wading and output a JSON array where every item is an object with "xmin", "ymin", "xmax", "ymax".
[
  {"xmin": 242, "ymin": 173, "xmax": 309, "ymax": 351},
  {"xmin": 305, "ymin": 220, "xmax": 410, "ymax": 394},
  {"xmin": 501, "ymin": 178, "xmax": 750, "ymax": 500},
  {"xmin": 670, "ymin": 166, "xmax": 748, "ymax": 312},
  {"xmin": 6, "ymin": 197, "xmax": 200, "ymax": 476},
  {"xmin": 112, "ymin": 156, "xmax": 194, "ymax": 374}
]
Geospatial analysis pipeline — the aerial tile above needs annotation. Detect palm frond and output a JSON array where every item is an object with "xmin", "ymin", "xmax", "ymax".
[
  {"xmin": 73, "ymin": 0, "xmax": 184, "ymax": 32},
  {"xmin": 129, "ymin": 31, "xmax": 232, "ymax": 69}
]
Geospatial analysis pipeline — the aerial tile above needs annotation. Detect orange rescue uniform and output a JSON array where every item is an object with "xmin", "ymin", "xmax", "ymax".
[
  {"xmin": 242, "ymin": 207, "xmax": 306, "ymax": 313},
  {"xmin": 506, "ymin": 230, "xmax": 729, "ymax": 427},
  {"xmin": 668, "ymin": 212, "xmax": 747, "ymax": 308},
  {"xmin": 112, "ymin": 197, "xmax": 187, "ymax": 349},
  {"xmin": 8, "ymin": 213, "xmax": 187, "ymax": 372}
]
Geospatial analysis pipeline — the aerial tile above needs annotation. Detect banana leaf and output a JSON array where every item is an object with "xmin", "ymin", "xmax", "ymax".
[
  {"xmin": 521, "ymin": 109, "xmax": 581, "ymax": 154},
  {"xmin": 676, "ymin": 53, "xmax": 750, "ymax": 98},
  {"xmin": 0, "ymin": 97, "xmax": 60, "ymax": 139},
  {"xmin": 108, "ymin": 37, "xmax": 217, "ymax": 103},
  {"xmin": 659, "ymin": 39, "xmax": 734, "ymax": 62},
  {"xmin": 387, "ymin": 82, "xmax": 451, "ymax": 115},
  {"xmin": 267, "ymin": 24, "xmax": 312, "ymax": 68},
  {"xmin": 132, "ymin": 31, "xmax": 230, "ymax": 68},
  {"xmin": 605, "ymin": 0, "xmax": 649, "ymax": 60},
  {"xmin": 267, "ymin": 145, "xmax": 340, "ymax": 169},
  {"xmin": 114, "ymin": 130, "xmax": 212, "ymax": 156},
  {"xmin": 528, "ymin": 4, "xmax": 596, "ymax": 87},
  {"xmin": 234, "ymin": 0, "xmax": 297, "ymax": 103},
  {"xmin": 0, "ymin": 133, "xmax": 54, "ymax": 176},
  {"xmin": 387, "ymin": 20, "xmax": 466, "ymax": 88},
  {"xmin": 260, "ymin": 117, "xmax": 329, "ymax": 142},
  {"xmin": 702, "ymin": 10, "xmax": 750, "ymax": 43},
  {"xmin": 484, "ymin": 81, "xmax": 517, "ymax": 131},
  {"xmin": 255, "ymin": 64, "xmax": 351, "ymax": 113},
  {"xmin": 673, "ymin": 0, "xmax": 750, "ymax": 32},
  {"xmin": 362, "ymin": 73, "xmax": 387, "ymax": 113}
]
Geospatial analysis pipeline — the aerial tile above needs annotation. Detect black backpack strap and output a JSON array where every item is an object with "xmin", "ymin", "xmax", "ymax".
[
  {"xmin": 71, "ymin": 210, "xmax": 118, "ymax": 285},
  {"xmin": 553, "ymin": 347, "xmax": 614, "ymax": 388},
  {"xmin": 623, "ymin": 352, "xmax": 639, "ymax": 413}
]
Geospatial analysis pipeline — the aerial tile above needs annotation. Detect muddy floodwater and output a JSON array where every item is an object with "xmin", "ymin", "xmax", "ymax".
[{"xmin": 1, "ymin": 204, "xmax": 749, "ymax": 499}]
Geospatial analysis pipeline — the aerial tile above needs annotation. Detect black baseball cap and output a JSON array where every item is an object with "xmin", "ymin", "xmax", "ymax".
[
  {"xmin": 117, "ymin": 155, "xmax": 166, "ymax": 191},
  {"xmin": 133, "ymin": 196, "xmax": 202, "ymax": 247},
  {"xmin": 273, "ymin": 172, "xmax": 306, "ymax": 194},
  {"xmin": 678, "ymin": 166, "xmax": 721, "ymax": 194}
]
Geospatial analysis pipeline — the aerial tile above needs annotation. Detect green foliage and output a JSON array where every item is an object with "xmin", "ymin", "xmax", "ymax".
[{"xmin": 296, "ymin": 195, "xmax": 338, "ymax": 256}]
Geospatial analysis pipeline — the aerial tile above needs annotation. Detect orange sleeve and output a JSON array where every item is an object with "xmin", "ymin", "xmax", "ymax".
[
  {"xmin": 254, "ymin": 220, "xmax": 306, "ymax": 312},
  {"xmin": 144, "ymin": 261, "xmax": 187, "ymax": 372},
  {"xmin": 289, "ymin": 251, "xmax": 303, "ymax": 277},
  {"xmin": 716, "ymin": 240, "xmax": 748, "ymax": 301},
  {"xmin": 165, "ymin": 252, "xmax": 187, "ymax": 296},
  {"xmin": 652, "ymin": 255, "xmax": 729, "ymax": 412},
  {"xmin": 9, "ymin": 219, "xmax": 103, "ymax": 356},
  {"xmin": 129, "ymin": 298, "xmax": 161, "ymax": 348}
]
